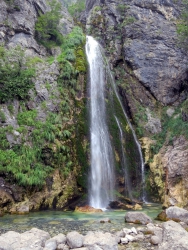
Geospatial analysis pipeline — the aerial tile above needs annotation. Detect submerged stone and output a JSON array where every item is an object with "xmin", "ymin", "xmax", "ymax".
[{"xmin": 75, "ymin": 205, "xmax": 103, "ymax": 213}]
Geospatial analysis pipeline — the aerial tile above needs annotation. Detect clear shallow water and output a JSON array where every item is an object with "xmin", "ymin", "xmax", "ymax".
[{"xmin": 0, "ymin": 204, "xmax": 162, "ymax": 236}]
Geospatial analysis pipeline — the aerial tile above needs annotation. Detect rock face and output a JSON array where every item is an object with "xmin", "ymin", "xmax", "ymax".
[
  {"xmin": 86, "ymin": 0, "xmax": 188, "ymax": 105},
  {"xmin": 147, "ymin": 136, "xmax": 188, "ymax": 207},
  {"xmin": 0, "ymin": 0, "xmax": 73, "ymax": 55},
  {"xmin": 0, "ymin": 0, "xmax": 47, "ymax": 55},
  {"xmin": 0, "ymin": 0, "xmax": 87, "ymax": 212}
]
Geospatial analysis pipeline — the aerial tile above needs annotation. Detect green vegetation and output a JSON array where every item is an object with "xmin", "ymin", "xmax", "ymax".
[
  {"xmin": 0, "ymin": 46, "xmax": 35, "ymax": 103},
  {"xmin": 57, "ymin": 26, "xmax": 86, "ymax": 86},
  {"xmin": 35, "ymin": 0, "xmax": 63, "ymax": 49},
  {"xmin": 177, "ymin": 0, "xmax": 188, "ymax": 48},
  {"xmin": 151, "ymin": 101, "xmax": 188, "ymax": 154},
  {"xmin": 65, "ymin": 0, "xmax": 85, "ymax": 17},
  {"xmin": 5, "ymin": 0, "xmax": 20, "ymax": 11},
  {"xmin": 117, "ymin": 4, "xmax": 129, "ymax": 14},
  {"xmin": 134, "ymin": 106, "xmax": 147, "ymax": 137},
  {"xmin": 0, "ymin": 111, "xmax": 6, "ymax": 123},
  {"xmin": 122, "ymin": 16, "xmax": 136, "ymax": 26},
  {"xmin": 0, "ymin": 26, "xmax": 88, "ymax": 189}
]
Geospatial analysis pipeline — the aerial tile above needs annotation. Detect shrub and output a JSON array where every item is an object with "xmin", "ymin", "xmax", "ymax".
[
  {"xmin": 67, "ymin": 0, "xmax": 85, "ymax": 17},
  {"xmin": 177, "ymin": 0, "xmax": 188, "ymax": 48},
  {"xmin": 35, "ymin": 0, "xmax": 63, "ymax": 49},
  {"xmin": 0, "ymin": 46, "xmax": 35, "ymax": 103}
]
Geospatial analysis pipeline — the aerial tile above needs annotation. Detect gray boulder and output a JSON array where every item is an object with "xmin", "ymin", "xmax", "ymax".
[
  {"xmin": 0, "ymin": 228, "xmax": 50, "ymax": 249},
  {"xmin": 51, "ymin": 233, "xmax": 66, "ymax": 245},
  {"xmin": 83, "ymin": 231, "xmax": 118, "ymax": 250},
  {"xmin": 159, "ymin": 220, "xmax": 188, "ymax": 249},
  {"xmin": 66, "ymin": 231, "xmax": 84, "ymax": 249},
  {"xmin": 166, "ymin": 206, "xmax": 188, "ymax": 224},
  {"xmin": 125, "ymin": 212, "xmax": 152, "ymax": 224},
  {"xmin": 44, "ymin": 239, "xmax": 57, "ymax": 250}
]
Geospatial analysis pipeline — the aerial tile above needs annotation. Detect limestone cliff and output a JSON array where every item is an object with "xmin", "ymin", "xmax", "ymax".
[
  {"xmin": 85, "ymin": 0, "xmax": 188, "ymax": 207},
  {"xmin": 0, "ymin": 0, "xmax": 88, "ymax": 212}
]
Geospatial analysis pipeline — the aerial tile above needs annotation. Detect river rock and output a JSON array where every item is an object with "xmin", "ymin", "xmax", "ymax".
[
  {"xmin": 159, "ymin": 220, "xmax": 188, "ymax": 249},
  {"xmin": 134, "ymin": 233, "xmax": 145, "ymax": 241},
  {"xmin": 75, "ymin": 205, "xmax": 103, "ymax": 213},
  {"xmin": 44, "ymin": 239, "xmax": 57, "ymax": 250},
  {"xmin": 0, "ymin": 228, "xmax": 50, "ymax": 249},
  {"xmin": 67, "ymin": 231, "xmax": 84, "ymax": 249},
  {"xmin": 99, "ymin": 218, "xmax": 111, "ymax": 223},
  {"xmin": 125, "ymin": 212, "xmax": 152, "ymax": 224},
  {"xmin": 83, "ymin": 231, "xmax": 118, "ymax": 250},
  {"xmin": 51, "ymin": 234, "xmax": 66, "ymax": 245},
  {"xmin": 57, "ymin": 244, "xmax": 69, "ymax": 250},
  {"xmin": 133, "ymin": 204, "xmax": 142, "ymax": 210},
  {"xmin": 121, "ymin": 238, "xmax": 128, "ymax": 244},
  {"xmin": 146, "ymin": 223, "xmax": 162, "ymax": 243},
  {"xmin": 166, "ymin": 206, "xmax": 188, "ymax": 224},
  {"xmin": 126, "ymin": 235, "xmax": 135, "ymax": 242},
  {"xmin": 131, "ymin": 227, "xmax": 137, "ymax": 235},
  {"xmin": 122, "ymin": 228, "xmax": 132, "ymax": 235},
  {"xmin": 72, "ymin": 248, "xmax": 88, "ymax": 250},
  {"xmin": 150, "ymin": 235, "xmax": 160, "ymax": 245}
]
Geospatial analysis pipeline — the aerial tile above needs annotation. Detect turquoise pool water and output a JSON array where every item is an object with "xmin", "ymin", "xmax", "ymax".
[{"xmin": 0, "ymin": 203, "xmax": 162, "ymax": 236}]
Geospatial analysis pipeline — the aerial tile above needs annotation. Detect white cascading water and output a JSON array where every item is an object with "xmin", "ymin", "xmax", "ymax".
[
  {"xmin": 86, "ymin": 36, "xmax": 115, "ymax": 209},
  {"xmin": 114, "ymin": 116, "xmax": 133, "ymax": 200},
  {"xmin": 106, "ymin": 60, "xmax": 147, "ymax": 202}
]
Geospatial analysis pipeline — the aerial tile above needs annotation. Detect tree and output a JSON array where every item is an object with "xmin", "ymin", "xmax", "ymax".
[{"xmin": 35, "ymin": 0, "xmax": 63, "ymax": 49}]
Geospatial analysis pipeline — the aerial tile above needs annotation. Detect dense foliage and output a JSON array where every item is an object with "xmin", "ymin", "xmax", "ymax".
[
  {"xmin": 0, "ymin": 46, "xmax": 35, "ymax": 103},
  {"xmin": 150, "ymin": 100, "xmax": 188, "ymax": 155},
  {"xmin": 0, "ymin": 27, "xmax": 87, "ymax": 188},
  {"xmin": 68, "ymin": 0, "xmax": 85, "ymax": 17},
  {"xmin": 177, "ymin": 0, "xmax": 188, "ymax": 47},
  {"xmin": 35, "ymin": 0, "xmax": 63, "ymax": 49}
]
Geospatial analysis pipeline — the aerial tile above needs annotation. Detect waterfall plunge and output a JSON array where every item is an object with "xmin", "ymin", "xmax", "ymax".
[
  {"xmin": 86, "ymin": 36, "xmax": 146, "ymax": 208},
  {"xmin": 86, "ymin": 36, "xmax": 115, "ymax": 209}
]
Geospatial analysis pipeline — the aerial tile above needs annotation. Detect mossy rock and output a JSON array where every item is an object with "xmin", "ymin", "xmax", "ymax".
[{"xmin": 156, "ymin": 210, "xmax": 167, "ymax": 221}]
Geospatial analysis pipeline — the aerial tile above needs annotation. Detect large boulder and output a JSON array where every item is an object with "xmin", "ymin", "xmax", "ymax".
[
  {"xmin": 0, "ymin": 228, "xmax": 50, "ymax": 249},
  {"xmin": 83, "ymin": 231, "xmax": 118, "ymax": 250},
  {"xmin": 66, "ymin": 231, "xmax": 84, "ymax": 249},
  {"xmin": 157, "ymin": 206, "xmax": 188, "ymax": 224},
  {"xmin": 159, "ymin": 220, "xmax": 188, "ymax": 250},
  {"xmin": 125, "ymin": 212, "xmax": 152, "ymax": 224}
]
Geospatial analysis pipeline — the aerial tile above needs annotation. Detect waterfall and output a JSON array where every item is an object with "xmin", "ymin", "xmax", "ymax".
[
  {"xmin": 114, "ymin": 116, "xmax": 133, "ymax": 200},
  {"xmin": 106, "ymin": 61, "xmax": 146, "ymax": 202},
  {"xmin": 86, "ymin": 36, "xmax": 146, "ymax": 206},
  {"xmin": 86, "ymin": 36, "xmax": 115, "ymax": 209}
]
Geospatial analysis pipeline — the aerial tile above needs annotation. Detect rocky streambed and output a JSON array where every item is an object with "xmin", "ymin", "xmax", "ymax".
[{"xmin": 1, "ymin": 206, "xmax": 188, "ymax": 250}]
